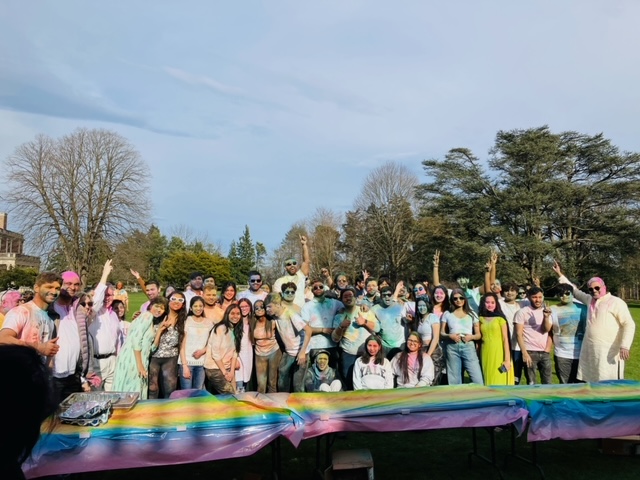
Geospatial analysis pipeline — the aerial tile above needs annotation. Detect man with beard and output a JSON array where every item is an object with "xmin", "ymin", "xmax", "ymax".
[
  {"xmin": 332, "ymin": 287, "xmax": 379, "ymax": 389},
  {"xmin": 88, "ymin": 260, "xmax": 120, "ymax": 391},
  {"xmin": 515, "ymin": 287, "xmax": 553, "ymax": 384},
  {"xmin": 371, "ymin": 286, "xmax": 406, "ymax": 359},
  {"xmin": 553, "ymin": 261, "xmax": 635, "ymax": 382},
  {"xmin": 49, "ymin": 271, "xmax": 95, "ymax": 403},
  {"xmin": 273, "ymin": 235, "xmax": 310, "ymax": 308},
  {"xmin": 184, "ymin": 272, "xmax": 204, "ymax": 306},
  {"xmin": 264, "ymin": 293, "xmax": 312, "ymax": 392},
  {"xmin": 237, "ymin": 270, "xmax": 267, "ymax": 304},
  {"xmin": 0, "ymin": 272, "xmax": 61, "ymax": 360},
  {"xmin": 298, "ymin": 279, "xmax": 343, "ymax": 386}
]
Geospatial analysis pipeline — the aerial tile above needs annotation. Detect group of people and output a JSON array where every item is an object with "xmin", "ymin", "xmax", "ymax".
[{"xmin": 0, "ymin": 239, "xmax": 636, "ymax": 409}]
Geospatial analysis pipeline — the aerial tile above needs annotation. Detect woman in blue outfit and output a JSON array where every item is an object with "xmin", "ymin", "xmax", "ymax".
[{"xmin": 440, "ymin": 288, "xmax": 483, "ymax": 384}]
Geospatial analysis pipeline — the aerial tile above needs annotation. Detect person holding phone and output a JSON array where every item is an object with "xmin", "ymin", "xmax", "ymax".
[
  {"xmin": 478, "ymin": 293, "xmax": 514, "ymax": 385},
  {"xmin": 514, "ymin": 287, "xmax": 553, "ymax": 384}
]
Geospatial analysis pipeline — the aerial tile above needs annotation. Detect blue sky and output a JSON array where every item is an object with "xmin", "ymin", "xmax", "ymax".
[{"xmin": 1, "ymin": 1, "xmax": 640, "ymax": 254}]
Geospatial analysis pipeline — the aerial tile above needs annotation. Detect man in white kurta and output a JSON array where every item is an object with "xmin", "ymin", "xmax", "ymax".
[{"xmin": 553, "ymin": 261, "xmax": 635, "ymax": 382}]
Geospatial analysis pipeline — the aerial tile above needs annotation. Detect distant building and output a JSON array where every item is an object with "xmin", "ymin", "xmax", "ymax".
[{"xmin": 0, "ymin": 213, "xmax": 41, "ymax": 271}]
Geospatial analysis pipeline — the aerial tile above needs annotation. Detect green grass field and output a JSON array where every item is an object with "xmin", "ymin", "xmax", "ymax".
[{"xmin": 94, "ymin": 293, "xmax": 640, "ymax": 480}]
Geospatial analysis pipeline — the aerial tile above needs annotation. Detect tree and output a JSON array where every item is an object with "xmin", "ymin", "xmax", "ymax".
[
  {"xmin": 307, "ymin": 207, "xmax": 342, "ymax": 278},
  {"xmin": 228, "ymin": 226, "xmax": 257, "ymax": 284},
  {"xmin": 160, "ymin": 250, "xmax": 232, "ymax": 287},
  {"xmin": 417, "ymin": 126, "xmax": 640, "ymax": 287},
  {"xmin": 349, "ymin": 161, "xmax": 419, "ymax": 281},
  {"xmin": 0, "ymin": 267, "xmax": 38, "ymax": 290},
  {"xmin": 1, "ymin": 128, "xmax": 151, "ymax": 286}
]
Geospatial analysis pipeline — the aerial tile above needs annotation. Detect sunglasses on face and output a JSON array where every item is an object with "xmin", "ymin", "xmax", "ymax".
[
  {"xmin": 518, "ymin": 291, "xmax": 526, "ymax": 295},
  {"xmin": 169, "ymin": 297, "xmax": 185, "ymax": 303},
  {"xmin": 588, "ymin": 286, "xmax": 601, "ymax": 293},
  {"xmin": 285, "ymin": 261, "xmax": 297, "ymax": 267},
  {"xmin": 381, "ymin": 293, "xmax": 393, "ymax": 298},
  {"xmin": 560, "ymin": 292, "xmax": 572, "ymax": 297},
  {"xmin": 414, "ymin": 287, "xmax": 425, "ymax": 292},
  {"xmin": 249, "ymin": 279, "xmax": 262, "ymax": 283},
  {"xmin": 283, "ymin": 290, "xmax": 296, "ymax": 295},
  {"xmin": 312, "ymin": 285, "xmax": 324, "ymax": 291},
  {"xmin": 254, "ymin": 305, "xmax": 265, "ymax": 311},
  {"xmin": 452, "ymin": 296, "xmax": 465, "ymax": 302},
  {"xmin": 80, "ymin": 301, "xmax": 94, "ymax": 307}
]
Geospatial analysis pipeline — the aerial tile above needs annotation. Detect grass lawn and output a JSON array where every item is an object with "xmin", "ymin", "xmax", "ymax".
[{"xmin": 75, "ymin": 293, "xmax": 640, "ymax": 480}]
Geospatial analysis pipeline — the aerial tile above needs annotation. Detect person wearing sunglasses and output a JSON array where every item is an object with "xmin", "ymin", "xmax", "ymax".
[
  {"xmin": 549, "ymin": 285, "xmax": 586, "ymax": 384},
  {"xmin": 238, "ymin": 270, "xmax": 267, "ymax": 305},
  {"xmin": 552, "ymin": 260, "xmax": 635, "ymax": 382},
  {"xmin": 280, "ymin": 282, "xmax": 301, "ymax": 314},
  {"xmin": 440, "ymin": 289, "xmax": 484, "ymax": 385},
  {"xmin": 250, "ymin": 300, "xmax": 281, "ymax": 393},
  {"xmin": 272, "ymin": 235, "xmax": 311, "ymax": 308},
  {"xmin": 298, "ymin": 279, "xmax": 344, "ymax": 384},
  {"xmin": 371, "ymin": 286, "xmax": 407, "ymax": 359},
  {"xmin": 148, "ymin": 291, "xmax": 186, "ymax": 398}
]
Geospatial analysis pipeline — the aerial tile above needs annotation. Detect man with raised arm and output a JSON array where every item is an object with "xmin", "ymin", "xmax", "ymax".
[
  {"xmin": 553, "ymin": 261, "xmax": 635, "ymax": 382},
  {"xmin": 273, "ymin": 235, "xmax": 311, "ymax": 308},
  {"xmin": 88, "ymin": 260, "xmax": 120, "ymax": 391}
]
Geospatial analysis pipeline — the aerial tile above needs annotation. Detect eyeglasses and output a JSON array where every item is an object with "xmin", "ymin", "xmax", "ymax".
[
  {"xmin": 517, "ymin": 291, "xmax": 526, "ymax": 295},
  {"xmin": 452, "ymin": 296, "xmax": 465, "ymax": 302},
  {"xmin": 381, "ymin": 293, "xmax": 393, "ymax": 297},
  {"xmin": 249, "ymin": 278, "xmax": 262, "ymax": 283},
  {"xmin": 254, "ymin": 305, "xmax": 265, "ymax": 311},
  {"xmin": 283, "ymin": 290, "xmax": 296, "ymax": 295},
  {"xmin": 560, "ymin": 292, "xmax": 572, "ymax": 297},
  {"xmin": 588, "ymin": 286, "xmax": 601, "ymax": 293},
  {"xmin": 407, "ymin": 339, "xmax": 420, "ymax": 345},
  {"xmin": 414, "ymin": 287, "xmax": 425, "ymax": 293},
  {"xmin": 285, "ymin": 261, "xmax": 297, "ymax": 267},
  {"xmin": 169, "ymin": 297, "xmax": 185, "ymax": 303},
  {"xmin": 337, "ymin": 278, "xmax": 348, "ymax": 283},
  {"xmin": 80, "ymin": 301, "xmax": 94, "ymax": 307},
  {"xmin": 312, "ymin": 285, "xmax": 324, "ymax": 291}
]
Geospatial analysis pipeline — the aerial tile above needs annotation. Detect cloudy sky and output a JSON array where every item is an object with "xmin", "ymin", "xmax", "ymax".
[{"xmin": 1, "ymin": 1, "xmax": 639, "ymax": 254}]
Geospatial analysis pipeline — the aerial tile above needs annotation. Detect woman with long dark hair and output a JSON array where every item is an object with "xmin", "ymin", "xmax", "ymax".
[
  {"xmin": 391, "ymin": 331, "xmax": 434, "ymax": 387},
  {"xmin": 204, "ymin": 304, "xmax": 240, "ymax": 394},
  {"xmin": 234, "ymin": 298, "xmax": 254, "ymax": 392},
  {"xmin": 179, "ymin": 296, "xmax": 213, "ymax": 390},
  {"xmin": 440, "ymin": 289, "xmax": 483, "ymax": 384},
  {"xmin": 479, "ymin": 292, "xmax": 514, "ymax": 385},
  {"xmin": 250, "ymin": 299, "xmax": 281, "ymax": 393},
  {"xmin": 415, "ymin": 297, "xmax": 445, "ymax": 384},
  {"xmin": 113, "ymin": 297, "xmax": 168, "ymax": 398},
  {"xmin": 352, "ymin": 335, "xmax": 394, "ymax": 390},
  {"xmin": 148, "ymin": 292, "xmax": 186, "ymax": 398}
]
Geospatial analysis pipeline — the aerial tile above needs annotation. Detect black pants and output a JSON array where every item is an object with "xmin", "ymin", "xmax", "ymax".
[
  {"xmin": 53, "ymin": 374, "xmax": 82, "ymax": 405},
  {"xmin": 148, "ymin": 356, "xmax": 178, "ymax": 399}
]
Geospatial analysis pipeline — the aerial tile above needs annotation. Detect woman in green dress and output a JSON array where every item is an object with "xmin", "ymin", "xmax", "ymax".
[
  {"xmin": 479, "ymin": 293, "xmax": 514, "ymax": 386},
  {"xmin": 113, "ymin": 297, "xmax": 168, "ymax": 398}
]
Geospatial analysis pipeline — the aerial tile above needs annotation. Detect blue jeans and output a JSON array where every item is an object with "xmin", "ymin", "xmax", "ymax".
[
  {"xmin": 445, "ymin": 341, "xmax": 484, "ymax": 385},
  {"xmin": 179, "ymin": 364, "xmax": 206, "ymax": 390}
]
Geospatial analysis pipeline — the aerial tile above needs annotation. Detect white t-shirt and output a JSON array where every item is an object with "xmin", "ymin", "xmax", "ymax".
[
  {"xmin": 2, "ymin": 301, "xmax": 54, "ymax": 360},
  {"xmin": 273, "ymin": 270, "xmax": 307, "ymax": 308},
  {"xmin": 237, "ymin": 289, "xmax": 267, "ymax": 305},
  {"xmin": 274, "ymin": 310, "xmax": 307, "ymax": 356},
  {"xmin": 179, "ymin": 316, "xmax": 214, "ymax": 366},
  {"xmin": 301, "ymin": 297, "xmax": 343, "ymax": 351}
]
